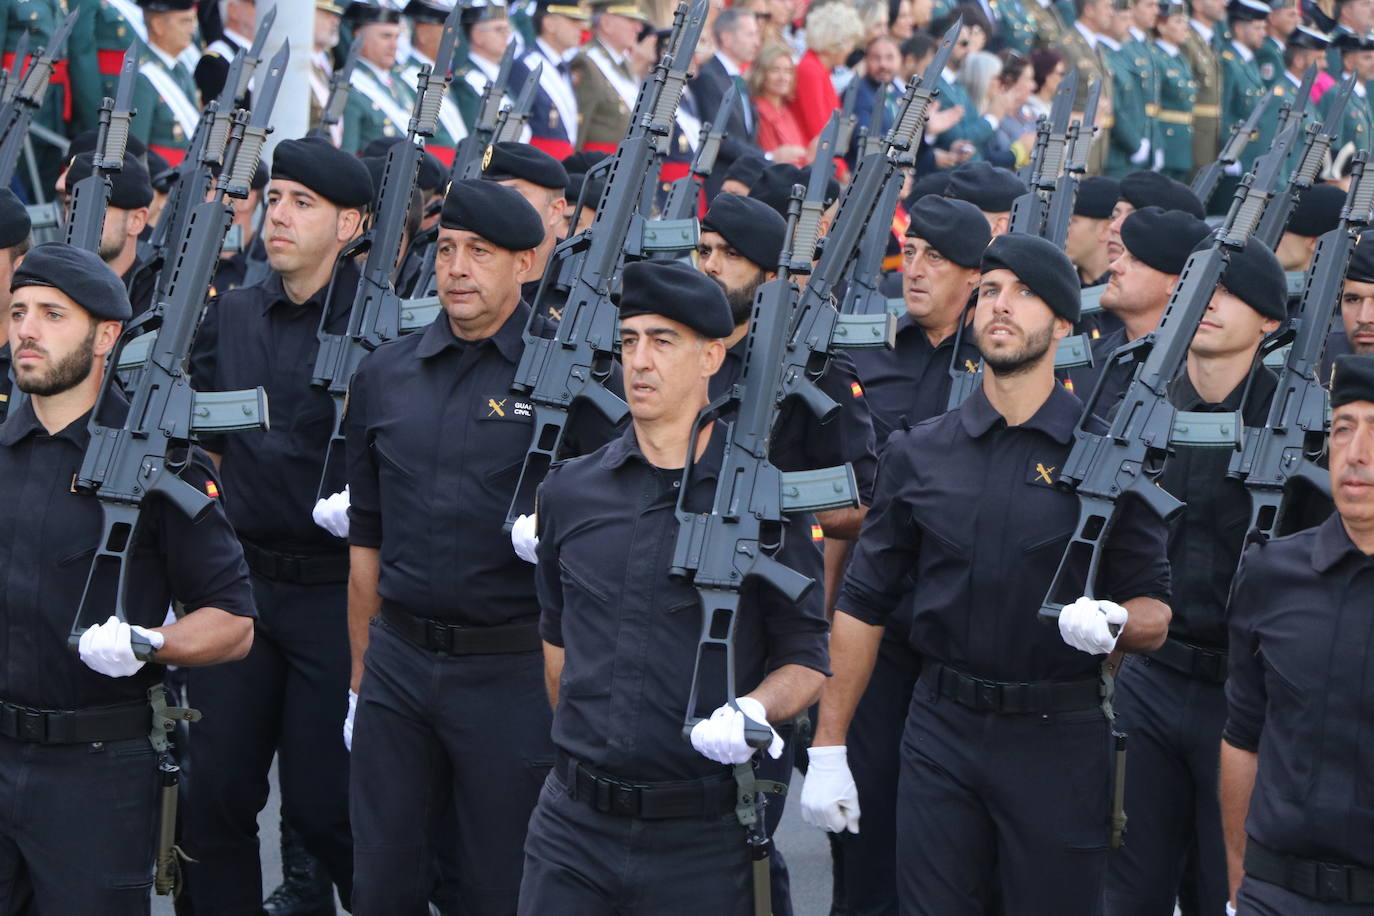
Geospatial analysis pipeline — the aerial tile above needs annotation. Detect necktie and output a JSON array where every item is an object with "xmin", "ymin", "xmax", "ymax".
[{"xmin": 733, "ymin": 74, "xmax": 752, "ymax": 132}]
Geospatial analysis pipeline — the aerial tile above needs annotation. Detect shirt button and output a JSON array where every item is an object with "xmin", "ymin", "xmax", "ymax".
[{"xmin": 672, "ymin": 480, "xmax": 680, "ymax": 488}]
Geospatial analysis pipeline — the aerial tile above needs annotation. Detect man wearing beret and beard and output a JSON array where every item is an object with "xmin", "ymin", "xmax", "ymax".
[
  {"xmin": 182, "ymin": 136, "xmax": 374, "ymax": 914},
  {"xmin": 519, "ymin": 259, "xmax": 829, "ymax": 915},
  {"xmin": 803, "ymin": 234, "xmax": 1172, "ymax": 915},
  {"xmin": 339, "ymin": 179, "xmax": 622, "ymax": 915}
]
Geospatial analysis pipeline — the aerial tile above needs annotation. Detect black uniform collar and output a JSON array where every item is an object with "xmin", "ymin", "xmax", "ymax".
[
  {"xmin": 1311, "ymin": 512, "xmax": 1374, "ymax": 573},
  {"xmin": 894, "ymin": 312, "xmax": 963, "ymax": 349},
  {"xmin": 958, "ymin": 381, "xmax": 1078, "ymax": 445},
  {"xmin": 0, "ymin": 396, "xmax": 92, "ymax": 447},
  {"xmin": 1169, "ymin": 365, "xmax": 1278, "ymax": 416},
  {"xmin": 599, "ymin": 417, "xmax": 725, "ymax": 484},
  {"xmin": 260, "ymin": 258, "xmax": 359, "ymax": 319},
  {"xmin": 415, "ymin": 299, "xmax": 531, "ymax": 362}
]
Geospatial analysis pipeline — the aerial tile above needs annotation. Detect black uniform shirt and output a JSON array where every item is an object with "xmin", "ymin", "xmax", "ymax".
[
  {"xmin": 848, "ymin": 314, "xmax": 981, "ymax": 448},
  {"xmin": 0, "ymin": 397, "xmax": 255, "ymax": 710},
  {"xmin": 346, "ymin": 304, "xmax": 621, "ymax": 625},
  {"xmin": 1223, "ymin": 514, "xmax": 1374, "ymax": 868},
  {"xmin": 189, "ymin": 261, "xmax": 359, "ymax": 554},
  {"xmin": 839, "ymin": 383, "xmax": 1171, "ymax": 682},
  {"xmin": 1158, "ymin": 369, "xmax": 1276, "ymax": 649},
  {"xmin": 536, "ymin": 423, "xmax": 830, "ymax": 782},
  {"xmin": 711, "ymin": 340, "xmax": 878, "ymax": 505}
]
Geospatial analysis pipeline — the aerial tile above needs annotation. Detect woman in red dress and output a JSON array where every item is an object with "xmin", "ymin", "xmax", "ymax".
[
  {"xmin": 788, "ymin": 2, "xmax": 866, "ymax": 143},
  {"xmin": 750, "ymin": 43, "xmax": 811, "ymax": 165}
]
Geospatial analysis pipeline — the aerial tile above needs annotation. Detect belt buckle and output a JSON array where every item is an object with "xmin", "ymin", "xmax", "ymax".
[
  {"xmin": 1317, "ymin": 862, "xmax": 1351, "ymax": 902},
  {"xmin": 426, "ymin": 620, "xmax": 452, "ymax": 654},
  {"xmin": 17, "ymin": 708, "xmax": 45, "ymax": 743}
]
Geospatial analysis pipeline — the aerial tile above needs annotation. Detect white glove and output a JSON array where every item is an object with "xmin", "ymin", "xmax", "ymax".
[
  {"xmin": 800, "ymin": 746, "xmax": 861, "ymax": 833},
  {"xmin": 512, "ymin": 513, "xmax": 539, "ymax": 564},
  {"xmin": 1058, "ymin": 596, "xmax": 1129, "ymax": 655},
  {"xmin": 1153, "ymin": 147, "xmax": 1165, "ymax": 171},
  {"xmin": 78, "ymin": 615, "xmax": 165, "ymax": 678},
  {"xmin": 689, "ymin": 696, "xmax": 784, "ymax": 764},
  {"xmin": 1226, "ymin": 902, "xmax": 1237, "ymax": 916},
  {"xmin": 312, "ymin": 486, "xmax": 350, "ymax": 538},
  {"xmin": 343, "ymin": 688, "xmax": 357, "ymax": 752},
  {"xmin": 1224, "ymin": 159, "xmax": 1243, "ymax": 177},
  {"xmin": 1130, "ymin": 138, "xmax": 1151, "ymax": 165}
]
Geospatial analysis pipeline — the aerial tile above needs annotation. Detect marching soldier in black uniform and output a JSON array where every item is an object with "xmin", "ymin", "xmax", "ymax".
[
  {"xmin": 1222, "ymin": 353, "xmax": 1374, "ymax": 914},
  {"xmin": 1275, "ymin": 184, "xmax": 1346, "ymax": 273},
  {"xmin": 181, "ymin": 137, "xmax": 374, "ymax": 914},
  {"xmin": 62, "ymin": 152, "xmax": 159, "ymax": 316},
  {"xmin": 480, "ymin": 142, "xmax": 570, "ymax": 321},
  {"xmin": 1065, "ymin": 175, "xmax": 1120, "ymax": 286},
  {"xmin": 518, "ymin": 258, "xmax": 830, "ymax": 915},
  {"xmin": 803, "ymin": 233, "xmax": 1172, "ymax": 915},
  {"xmin": 343, "ymin": 179, "xmax": 620, "ymax": 916},
  {"xmin": 0, "ymin": 242, "xmax": 255, "ymax": 914},
  {"xmin": 1107, "ymin": 238, "xmax": 1290, "ymax": 916},
  {"xmin": 945, "ymin": 160, "xmax": 1029, "ymax": 236}
]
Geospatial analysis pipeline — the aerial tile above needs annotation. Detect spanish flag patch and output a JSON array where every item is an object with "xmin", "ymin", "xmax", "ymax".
[
  {"xmin": 850, "ymin": 381, "xmax": 863, "ymax": 398},
  {"xmin": 810, "ymin": 524, "xmax": 824, "ymax": 541},
  {"xmin": 1063, "ymin": 378, "xmax": 1075, "ymax": 393},
  {"xmin": 205, "ymin": 481, "xmax": 219, "ymax": 499}
]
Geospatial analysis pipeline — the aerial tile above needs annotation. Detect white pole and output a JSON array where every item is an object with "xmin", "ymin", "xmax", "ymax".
[{"xmin": 258, "ymin": 0, "xmax": 315, "ymax": 162}]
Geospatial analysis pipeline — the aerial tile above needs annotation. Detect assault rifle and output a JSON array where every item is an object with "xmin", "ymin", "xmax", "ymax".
[
  {"xmin": 836, "ymin": 20, "xmax": 960, "ymax": 317},
  {"xmin": 65, "ymin": 46, "xmax": 139, "ymax": 253},
  {"xmin": 1254, "ymin": 68, "xmax": 1351, "ymax": 248},
  {"xmin": 67, "ymin": 44, "xmax": 288, "ymax": 654},
  {"xmin": 1043, "ymin": 76, "xmax": 1101, "ymax": 248},
  {"xmin": 1229, "ymin": 152, "xmax": 1374, "ymax": 540},
  {"xmin": 1007, "ymin": 67, "xmax": 1077, "ymax": 236},
  {"xmin": 311, "ymin": 3, "xmax": 461, "ymax": 497},
  {"xmin": 659, "ymin": 82, "xmax": 737, "ymax": 222},
  {"xmin": 503, "ymin": 0, "xmax": 709, "ymax": 526},
  {"xmin": 493, "ymin": 62, "xmax": 542, "ymax": 143},
  {"xmin": 0, "ymin": 10, "xmax": 78, "ymax": 188},
  {"xmin": 1037, "ymin": 121, "xmax": 1299, "ymax": 621},
  {"xmin": 1190, "ymin": 83, "xmax": 1280, "ymax": 208}
]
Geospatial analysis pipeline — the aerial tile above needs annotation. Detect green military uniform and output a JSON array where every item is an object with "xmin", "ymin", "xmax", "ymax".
[
  {"xmin": 1102, "ymin": 37, "xmax": 1149, "ymax": 177},
  {"xmin": 1181, "ymin": 21, "xmax": 1222, "ymax": 181},
  {"xmin": 1059, "ymin": 21, "xmax": 1112, "ymax": 175},
  {"xmin": 1025, "ymin": 0, "xmax": 1067, "ymax": 50},
  {"xmin": 1216, "ymin": 39, "xmax": 1265, "ymax": 204},
  {"xmin": 89, "ymin": 0, "xmax": 137, "ymax": 106},
  {"xmin": 991, "ymin": 0, "xmax": 1039, "ymax": 55},
  {"xmin": 1255, "ymin": 33, "xmax": 1284, "ymax": 84},
  {"xmin": 1321, "ymin": 74, "xmax": 1374, "ymax": 155},
  {"xmin": 0, "ymin": 0, "xmax": 80, "ymax": 194},
  {"xmin": 1152, "ymin": 38, "xmax": 1196, "ymax": 180},
  {"xmin": 130, "ymin": 42, "xmax": 200, "ymax": 165},
  {"xmin": 341, "ymin": 57, "xmax": 416, "ymax": 154},
  {"xmin": 1326, "ymin": 23, "xmax": 1358, "ymax": 78}
]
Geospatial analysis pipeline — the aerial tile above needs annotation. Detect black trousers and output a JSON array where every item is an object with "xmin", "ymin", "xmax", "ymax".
[
  {"xmin": 350, "ymin": 617, "xmax": 553, "ymax": 916},
  {"xmin": 896, "ymin": 680, "xmax": 1113, "ymax": 916},
  {"xmin": 1237, "ymin": 875, "xmax": 1374, "ymax": 915},
  {"xmin": 0, "ymin": 734, "xmax": 159, "ymax": 914},
  {"xmin": 519, "ymin": 770, "xmax": 754, "ymax": 915},
  {"xmin": 182, "ymin": 573, "xmax": 354, "ymax": 915},
  {"xmin": 834, "ymin": 632, "xmax": 921, "ymax": 916},
  {"xmin": 1106, "ymin": 655, "xmax": 1228, "ymax": 916}
]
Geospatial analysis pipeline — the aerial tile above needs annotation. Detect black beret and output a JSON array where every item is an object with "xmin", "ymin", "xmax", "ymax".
[
  {"xmin": 1227, "ymin": 0, "xmax": 1269, "ymax": 21},
  {"xmin": 1348, "ymin": 230, "xmax": 1374, "ymax": 282},
  {"xmin": 981, "ymin": 233, "xmax": 1080, "ymax": 322},
  {"xmin": 271, "ymin": 136, "xmax": 374, "ymax": 209},
  {"xmin": 440, "ymin": 178, "xmax": 544, "ymax": 251},
  {"xmin": 361, "ymin": 136, "xmax": 446, "ymax": 192},
  {"xmin": 482, "ymin": 141, "xmax": 569, "ymax": 191},
  {"xmin": 1286, "ymin": 183, "xmax": 1347, "ymax": 238},
  {"xmin": 1074, "ymin": 176, "xmax": 1120, "ymax": 219},
  {"xmin": 905, "ymin": 169, "xmax": 952, "ymax": 207},
  {"xmin": 1121, "ymin": 207, "xmax": 1211, "ymax": 275},
  {"xmin": 906, "ymin": 196, "xmax": 990, "ymax": 268},
  {"xmin": 146, "ymin": 148, "xmax": 175, "ymax": 192},
  {"xmin": 362, "ymin": 136, "xmax": 406, "ymax": 159},
  {"xmin": 701, "ymin": 193, "xmax": 786, "ymax": 271},
  {"xmin": 1211, "ymin": 237, "xmax": 1287, "ymax": 320},
  {"xmin": 618, "ymin": 259, "xmax": 735, "ymax": 338},
  {"xmin": 720, "ymin": 154, "xmax": 766, "ymax": 190},
  {"xmin": 1330, "ymin": 353, "xmax": 1374, "ymax": 408},
  {"xmin": 566, "ymin": 172, "xmax": 605, "ymax": 211},
  {"xmin": 65, "ymin": 152, "xmax": 154, "ymax": 210},
  {"xmin": 360, "ymin": 156, "xmax": 388, "ymax": 207},
  {"xmin": 251, "ymin": 162, "xmax": 269, "ymax": 192},
  {"xmin": 748, "ymin": 163, "xmax": 803, "ymax": 216},
  {"xmin": 66, "ymin": 129, "xmax": 147, "ymax": 166},
  {"xmin": 945, "ymin": 161, "xmax": 1027, "ymax": 213},
  {"xmin": 561, "ymin": 149, "xmax": 610, "ymax": 174},
  {"xmin": 11, "ymin": 242, "xmax": 131, "ymax": 321},
  {"xmin": 1120, "ymin": 170, "xmax": 1205, "ymax": 218},
  {"xmin": 797, "ymin": 166, "xmax": 841, "ymax": 209},
  {"xmin": 0, "ymin": 188, "xmax": 31, "ymax": 249}
]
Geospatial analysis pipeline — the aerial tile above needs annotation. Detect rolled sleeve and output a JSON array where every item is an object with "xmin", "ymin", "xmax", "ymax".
[
  {"xmin": 1222, "ymin": 546, "xmax": 1266, "ymax": 752},
  {"xmin": 534, "ymin": 474, "xmax": 566, "ymax": 648},
  {"xmin": 1100, "ymin": 492, "xmax": 1172, "ymax": 605},
  {"xmin": 835, "ymin": 441, "xmax": 921, "ymax": 626},
  {"xmin": 345, "ymin": 355, "xmax": 383, "ymax": 549},
  {"xmin": 761, "ymin": 520, "xmax": 830, "ymax": 675}
]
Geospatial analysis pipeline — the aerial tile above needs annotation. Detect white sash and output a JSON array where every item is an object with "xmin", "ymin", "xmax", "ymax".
[
  {"xmin": 585, "ymin": 44, "xmax": 639, "ymax": 112},
  {"xmin": 106, "ymin": 0, "xmax": 201, "ymax": 72},
  {"xmin": 525, "ymin": 48, "xmax": 578, "ymax": 141},
  {"xmin": 401, "ymin": 63, "xmax": 468, "ymax": 144},
  {"xmin": 205, "ymin": 38, "xmax": 239, "ymax": 65},
  {"xmin": 350, "ymin": 67, "xmax": 412, "ymax": 136},
  {"xmin": 139, "ymin": 59, "xmax": 199, "ymax": 140},
  {"xmin": 677, "ymin": 106, "xmax": 700, "ymax": 152}
]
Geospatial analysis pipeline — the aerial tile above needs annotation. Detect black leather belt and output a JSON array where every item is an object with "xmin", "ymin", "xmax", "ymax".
[
  {"xmin": 381, "ymin": 604, "xmax": 541, "ymax": 656},
  {"xmin": 1245, "ymin": 839, "xmax": 1374, "ymax": 904},
  {"xmin": 240, "ymin": 540, "xmax": 348, "ymax": 586},
  {"xmin": 556, "ymin": 751, "xmax": 738, "ymax": 820},
  {"xmin": 920, "ymin": 662, "xmax": 1102, "ymax": 714},
  {"xmin": 1147, "ymin": 638, "xmax": 1227, "ymax": 684},
  {"xmin": 0, "ymin": 699, "xmax": 148, "ymax": 745}
]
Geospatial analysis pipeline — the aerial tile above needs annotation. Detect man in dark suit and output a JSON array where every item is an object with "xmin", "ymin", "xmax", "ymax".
[{"xmin": 690, "ymin": 7, "xmax": 763, "ymax": 195}]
